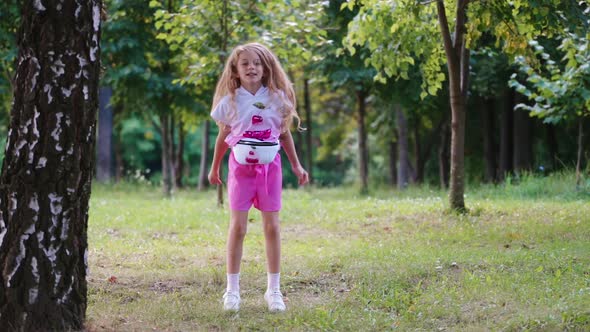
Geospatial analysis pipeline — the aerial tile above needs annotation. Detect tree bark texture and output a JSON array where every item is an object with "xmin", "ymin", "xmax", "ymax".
[
  {"xmin": 356, "ymin": 89, "xmax": 369, "ymax": 193},
  {"xmin": 0, "ymin": 0, "xmax": 102, "ymax": 330}
]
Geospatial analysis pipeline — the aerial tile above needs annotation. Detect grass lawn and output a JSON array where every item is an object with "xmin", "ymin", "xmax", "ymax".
[{"xmin": 86, "ymin": 174, "xmax": 590, "ymax": 331}]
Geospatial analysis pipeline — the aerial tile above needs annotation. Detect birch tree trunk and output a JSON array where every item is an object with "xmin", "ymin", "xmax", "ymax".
[{"xmin": 0, "ymin": 0, "xmax": 102, "ymax": 329}]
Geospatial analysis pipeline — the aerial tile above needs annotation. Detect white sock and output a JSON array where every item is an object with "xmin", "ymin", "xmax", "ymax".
[
  {"xmin": 227, "ymin": 273, "xmax": 240, "ymax": 293},
  {"xmin": 267, "ymin": 272, "xmax": 280, "ymax": 292}
]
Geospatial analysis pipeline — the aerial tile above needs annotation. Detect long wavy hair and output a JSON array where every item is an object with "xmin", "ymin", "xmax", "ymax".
[{"xmin": 211, "ymin": 42, "xmax": 301, "ymax": 132}]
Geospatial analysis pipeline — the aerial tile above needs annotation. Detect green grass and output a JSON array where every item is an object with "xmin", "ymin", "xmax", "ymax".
[{"xmin": 86, "ymin": 173, "xmax": 590, "ymax": 331}]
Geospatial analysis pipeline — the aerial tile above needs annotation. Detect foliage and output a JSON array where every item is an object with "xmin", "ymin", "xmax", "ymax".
[
  {"xmin": 344, "ymin": 0, "xmax": 445, "ymax": 99},
  {"xmin": 86, "ymin": 176, "xmax": 589, "ymax": 330},
  {"xmin": 509, "ymin": 9, "xmax": 590, "ymax": 123},
  {"xmin": 151, "ymin": 0, "xmax": 326, "ymax": 111},
  {"xmin": 316, "ymin": 0, "xmax": 375, "ymax": 90},
  {"xmin": 0, "ymin": 0, "xmax": 19, "ymax": 162},
  {"xmin": 344, "ymin": 0, "xmax": 587, "ymax": 99},
  {"xmin": 102, "ymin": 0, "xmax": 198, "ymax": 118},
  {"xmin": 469, "ymin": 46, "xmax": 512, "ymax": 98}
]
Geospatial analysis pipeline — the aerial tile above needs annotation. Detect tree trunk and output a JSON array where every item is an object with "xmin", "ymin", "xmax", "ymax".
[
  {"xmin": 576, "ymin": 118, "xmax": 584, "ymax": 188},
  {"xmin": 304, "ymin": 78, "xmax": 313, "ymax": 184},
  {"xmin": 413, "ymin": 121, "xmax": 423, "ymax": 183},
  {"xmin": 113, "ymin": 105, "xmax": 124, "ymax": 183},
  {"xmin": 0, "ymin": 1, "xmax": 102, "ymax": 329},
  {"xmin": 481, "ymin": 97, "xmax": 497, "ymax": 183},
  {"xmin": 545, "ymin": 123, "xmax": 558, "ymax": 171},
  {"xmin": 175, "ymin": 120, "xmax": 185, "ymax": 188},
  {"xmin": 197, "ymin": 120, "xmax": 210, "ymax": 191},
  {"xmin": 438, "ymin": 120, "xmax": 451, "ymax": 189},
  {"xmin": 160, "ymin": 114, "xmax": 172, "ymax": 196},
  {"xmin": 396, "ymin": 105, "xmax": 411, "ymax": 189},
  {"xmin": 437, "ymin": 0, "xmax": 470, "ymax": 211},
  {"xmin": 389, "ymin": 140, "xmax": 397, "ymax": 187},
  {"xmin": 513, "ymin": 94, "xmax": 533, "ymax": 174},
  {"xmin": 97, "ymin": 87, "xmax": 113, "ymax": 182},
  {"xmin": 356, "ymin": 89, "xmax": 369, "ymax": 194},
  {"xmin": 499, "ymin": 89, "xmax": 514, "ymax": 180},
  {"xmin": 170, "ymin": 112, "xmax": 177, "ymax": 191}
]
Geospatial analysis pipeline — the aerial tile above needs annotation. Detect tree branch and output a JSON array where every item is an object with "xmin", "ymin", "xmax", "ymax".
[
  {"xmin": 458, "ymin": 0, "xmax": 471, "ymax": 95},
  {"xmin": 453, "ymin": 0, "xmax": 469, "ymax": 49},
  {"xmin": 460, "ymin": 35, "xmax": 470, "ymax": 96},
  {"xmin": 437, "ymin": 0, "xmax": 457, "ymax": 72}
]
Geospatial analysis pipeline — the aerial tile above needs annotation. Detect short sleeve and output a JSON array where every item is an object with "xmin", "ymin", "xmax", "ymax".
[{"xmin": 210, "ymin": 96, "xmax": 231, "ymax": 126}]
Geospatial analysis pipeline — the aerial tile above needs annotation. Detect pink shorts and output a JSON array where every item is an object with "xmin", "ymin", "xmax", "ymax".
[{"xmin": 227, "ymin": 151, "xmax": 282, "ymax": 211}]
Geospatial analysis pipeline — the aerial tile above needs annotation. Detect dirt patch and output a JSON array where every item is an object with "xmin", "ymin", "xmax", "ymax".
[{"xmin": 150, "ymin": 280, "xmax": 186, "ymax": 293}]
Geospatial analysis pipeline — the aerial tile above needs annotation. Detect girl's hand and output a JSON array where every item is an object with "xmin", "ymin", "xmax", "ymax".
[
  {"xmin": 293, "ymin": 165, "xmax": 309, "ymax": 186},
  {"xmin": 208, "ymin": 169, "xmax": 223, "ymax": 185}
]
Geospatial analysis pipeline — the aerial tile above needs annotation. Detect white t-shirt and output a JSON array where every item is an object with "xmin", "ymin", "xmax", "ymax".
[{"xmin": 211, "ymin": 86, "xmax": 289, "ymax": 146}]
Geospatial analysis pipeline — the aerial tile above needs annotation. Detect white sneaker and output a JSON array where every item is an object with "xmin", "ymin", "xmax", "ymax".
[
  {"xmin": 223, "ymin": 290, "xmax": 241, "ymax": 311},
  {"xmin": 264, "ymin": 290, "xmax": 286, "ymax": 312}
]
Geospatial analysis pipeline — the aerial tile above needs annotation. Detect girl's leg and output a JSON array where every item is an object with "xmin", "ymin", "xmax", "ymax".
[
  {"xmin": 261, "ymin": 211, "xmax": 281, "ymax": 274},
  {"xmin": 261, "ymin": 211, "xmax": 286, "ymax": 312},
  {"xmin": 227, "ymin": 210, "xmax": 249, "ymax": 274},
  {"xmin": 223, "ymin": 210, "xmax": 249, "ymax": 311}
]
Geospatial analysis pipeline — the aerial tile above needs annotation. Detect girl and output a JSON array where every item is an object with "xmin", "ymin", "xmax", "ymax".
[{"xmin": 208, "ymin": 42, "xmax": 309, "ymax": 312}]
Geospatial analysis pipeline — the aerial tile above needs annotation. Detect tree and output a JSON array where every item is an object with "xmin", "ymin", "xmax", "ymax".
[
  {"xmin": 153, "ymin": 0, "xmax": 259, "ymax": 202},
  {"xmin": 510, "ymin": 14, "xmax": 590, "ymax": 186},
  {"xmin": 345, "ymin": 0, "xmax": 587, "ymax": 211},
  {"xmin": 0, "ymin": 0, "xmax": 102, "ymax": 329},
  {"xmin": 103, "ymin": 0, "xmax": 197, "ymax": 195},
  {"xmin": 317, "ymin": 0, "xmax": 375, "ymax": 194}
]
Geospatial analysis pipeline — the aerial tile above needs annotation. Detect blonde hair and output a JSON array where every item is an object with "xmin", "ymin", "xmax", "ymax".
[{"xmin": 211, "ymin": 42, "xmax": 301, "ymax": 132}]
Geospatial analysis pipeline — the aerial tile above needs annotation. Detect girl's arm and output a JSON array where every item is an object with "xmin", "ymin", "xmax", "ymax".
[
  {"xmin": 208, "ymin": 124, "xmax": 231, "ymax": 185},
  {"xmin": 279, "ymin": 130, "xmax": 309, "ymax": 186}
]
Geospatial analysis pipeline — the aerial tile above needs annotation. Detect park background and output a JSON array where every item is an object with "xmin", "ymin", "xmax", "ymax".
[
  {"xmin": 0, "ymin": 0, "xmax": 589, "ymax": 331},
  {"xmin": 2, "ymin": 0, "xmax": 590, "ymax": 193}
]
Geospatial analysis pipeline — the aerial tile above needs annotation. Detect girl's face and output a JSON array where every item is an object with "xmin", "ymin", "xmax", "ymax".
[{"xmin": 236, "ymin": 50, "xmax": 264, "ymax": 94}]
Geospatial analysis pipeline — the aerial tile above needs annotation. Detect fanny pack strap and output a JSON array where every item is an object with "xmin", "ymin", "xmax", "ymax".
[{"xmin": 236, "ymin": 140, "xmax": 278, "ymax": 147}]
